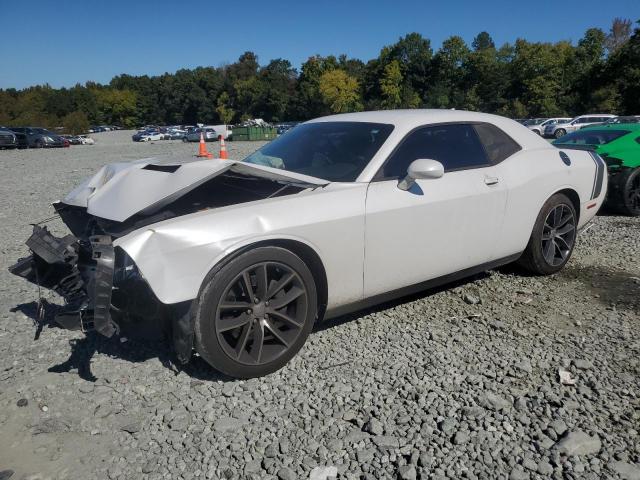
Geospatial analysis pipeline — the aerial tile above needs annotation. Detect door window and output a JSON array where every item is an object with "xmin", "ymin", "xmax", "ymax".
[{"xmin": 378, "ymin": 124, "xmax": 489, "ymax": 179}]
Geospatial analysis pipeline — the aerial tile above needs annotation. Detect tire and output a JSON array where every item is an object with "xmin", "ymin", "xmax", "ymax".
[
  {"xmin": 517, "ymin": 193, "xmax": 577, "ymax": 275},
  {"xmin": 34, "ymin": 139, "xmax": 45, "ymax": 148},
  {"xmin": 608, "ymin": 167, "xmax": 640, "ymax": 216},
  {"xmin": 194, "ymin": 246, "xmax": 317, "ymax": 378},
  {"xmin": 554, "ymin": 129, "xmax": 566, "ymax": 139},
  {"xmin": 533, "ymin": 129, "xmax": 541, "ymax": 136}
]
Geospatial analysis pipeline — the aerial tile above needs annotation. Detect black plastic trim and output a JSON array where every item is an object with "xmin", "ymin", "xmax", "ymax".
[
  {"xmin": 142, "ymin": 164, "xmax": 181, "ymax": 173},
  {"xmin": 324, "ymin": 253, "xmax": 522, "ymax": 320},
  {"xmin": 89, "ymin": 236, "xmax": 117, "ymax": 337},
  {"xmin": 588, "ymin": 151, "xmax": 606, "ymax": 199}
]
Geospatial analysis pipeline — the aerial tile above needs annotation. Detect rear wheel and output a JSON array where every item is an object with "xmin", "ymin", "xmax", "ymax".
[
  {"xmin": 195, "ymin": 247, "xmax": 317, "ymax": 378},
  {"xmin": 609, "ymin": 167, "xmax": 640, "ymax": 216},
  {"xmin": 554, "ymin": 129, "xmax": 566, "ymax": 139},
  {"xmin": 518, "ymin": 193, "xmax": 577, "ymax": 275}
]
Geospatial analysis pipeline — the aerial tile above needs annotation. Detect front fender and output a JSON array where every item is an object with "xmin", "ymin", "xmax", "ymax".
[{"xmin": 114, "ymin": 183, "xmax": 367, "ymax": 307}]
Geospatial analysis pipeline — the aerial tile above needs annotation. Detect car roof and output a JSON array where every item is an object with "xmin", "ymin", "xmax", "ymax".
[
  {"xmin": 308, "ymin": 109, "xmax": 549, "ymax": 148},
  {"xmin": 305, "ymin": 109, "xmax": 551, "ymax": 182}
]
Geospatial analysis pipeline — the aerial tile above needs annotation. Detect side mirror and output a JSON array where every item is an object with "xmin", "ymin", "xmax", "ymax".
[{"xmin": 398, "ymin": 159, "xmax": 444, "ymax": 191}]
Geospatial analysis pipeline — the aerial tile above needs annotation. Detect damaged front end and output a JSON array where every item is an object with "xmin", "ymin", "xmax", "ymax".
[
  {"xmin": 9, "ymin": 225, "xmax": 151, "ymax": 338},
  {"xmin": 9, "ymin": 158, "xmax": 327, "ymax": 362}
]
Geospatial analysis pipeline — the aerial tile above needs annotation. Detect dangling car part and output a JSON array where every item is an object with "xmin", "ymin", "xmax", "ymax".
[{"xmin": 10, "ymin": 110, "xmax": 607, "ymax": 378}]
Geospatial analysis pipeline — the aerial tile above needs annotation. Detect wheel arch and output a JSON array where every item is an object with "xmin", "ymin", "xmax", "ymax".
[
  {"xmin": 554, "ymin": 187, "xmax": 581, "ymax": 223},
  {"xmin": 202, "ymin": 238, "xmax": 329, "ymax": 323}
]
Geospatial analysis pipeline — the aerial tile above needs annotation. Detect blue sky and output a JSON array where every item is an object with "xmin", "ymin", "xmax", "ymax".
[{"xmin": 0, "ymin": 0, "xmax": 637, "ymax": 89}]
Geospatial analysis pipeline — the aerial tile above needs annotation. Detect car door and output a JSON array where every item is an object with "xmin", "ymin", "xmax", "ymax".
[{"xmin": 363, "ymin": 123, "xmax": 508, "ymax": 298}]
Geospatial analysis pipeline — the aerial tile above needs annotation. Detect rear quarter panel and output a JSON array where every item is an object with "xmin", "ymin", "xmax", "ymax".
[{"xmin": 496, "ymin": 147, "xmax": 603, "ymax": 257}]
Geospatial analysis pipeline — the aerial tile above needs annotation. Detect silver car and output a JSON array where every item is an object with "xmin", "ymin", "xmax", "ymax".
[
  {"xmin": 544, "ymin": 114, "xmax": 616, "ymax": 139},
  {"xmin": 526, "ymin": 118, "xmax": 571, "ymax": 136}
]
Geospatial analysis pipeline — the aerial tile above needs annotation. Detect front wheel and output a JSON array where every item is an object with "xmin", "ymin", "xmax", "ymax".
[
  {"xmin": 517, "ymin": 193, "xmax": 577, "ymax": 275},
  {"xmin": 554, "ymin": 129, "xmax": 566, "ymax": 139},
  {"xmin": 195, "ymin": 247, "xmax": 317, "ymax": 378}
]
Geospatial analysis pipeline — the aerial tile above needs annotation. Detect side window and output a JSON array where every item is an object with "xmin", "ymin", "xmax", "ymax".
[
  {"xmin": 473, "ymin": 123, "xmax": 521, "ymax": 164},
  {"xmin": 379, "ymin": 124, "xmax": 489, "ymax": 178}
]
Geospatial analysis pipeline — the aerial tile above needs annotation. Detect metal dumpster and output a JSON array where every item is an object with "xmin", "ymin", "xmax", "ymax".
[{"xmin": 231, "ymin": 126, "xmax": 277, "ymax": 141}]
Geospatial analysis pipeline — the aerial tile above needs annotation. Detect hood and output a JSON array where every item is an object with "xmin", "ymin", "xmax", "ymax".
[{"xmin": 63, "ymin": 156, "xmax": 329, "ymax": 222}]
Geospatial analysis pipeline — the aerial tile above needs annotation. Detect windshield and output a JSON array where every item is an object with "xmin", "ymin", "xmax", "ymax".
[
  {"xmin": 553, "ymin": 129, "xmax": 629, "ymax": 146},
  {"xmin": 243, "ymin": 121, "xmax": 394, "ymax": 181}
]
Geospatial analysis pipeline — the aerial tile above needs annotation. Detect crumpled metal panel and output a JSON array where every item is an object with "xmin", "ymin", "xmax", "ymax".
[{"xmin": 63, "ymin": 157, "xmax": 329, "ymax": 223}]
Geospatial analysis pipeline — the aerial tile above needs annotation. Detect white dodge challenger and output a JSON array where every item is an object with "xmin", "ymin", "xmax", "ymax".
[{"xmin": 11, "ymin": 110, "xmax": 607, "ymax": 378}]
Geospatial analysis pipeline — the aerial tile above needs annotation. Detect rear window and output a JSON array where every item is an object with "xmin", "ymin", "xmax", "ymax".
[
  {"xmin": 474, "ymin": 123, "xmax": 521, "ymax": 164},
  {"xmin": 553, "ymin": 129, "xmax": 629, "ymax": 146}
]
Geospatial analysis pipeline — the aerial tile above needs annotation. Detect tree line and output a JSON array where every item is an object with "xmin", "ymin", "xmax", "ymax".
[{"xmin": 0, "ymin": 19, "xmax": 638, "ymax": 133}]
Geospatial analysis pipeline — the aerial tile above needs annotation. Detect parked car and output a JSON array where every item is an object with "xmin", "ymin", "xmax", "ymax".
[
  {"xmin": 596, "ymin": 116, "xmax": 640, "ymax": 126},
  {"xmin": 525, "ymin": 118, "xmax": 572, "ymax": 136},
  {"xmin": 553, "ymin": 123, "xmax": 640, "ymax": 216},
  {"xmin": 62, "ymin": 135, "xmax": 82, "ymax": 145},
  {"xmin": 544, "ymin": 114, "xmax": 616, "ymax": 139},
  {"xmin": 64, "ymin": 135, "xmax": 95, "ymax": 145},
  {"xmin": 183, "ymin": 126, "xmax": 231, "ymax": 142},
  {"xmin": 0, "ymin": 127, "xmax": 19, "ymax": 149},
  {"xmin": 139, "ymin": 132, "xmax": 163, "ymax": 142},
  {"xmin": 10, "ymin": 127, "xmax": 67, "ymax": 148},
  {"xmin": 132, "ymin": 130, "xmax": 162, "ymax": 142},
  {"xmin": 10, "ymin": 110, "xmax": 607, "ymax": 378},
  {"xmin": 166, "ymin": 129, "xmax": 186, "ymax": 140},
  {"xmin": 77, "ymin": 135, "xmax": 95, "ymax": 145}
]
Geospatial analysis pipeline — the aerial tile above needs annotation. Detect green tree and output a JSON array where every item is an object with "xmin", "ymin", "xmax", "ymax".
[
  {"xmin": 318, "ymin": 69, "xmax": 362, "ymax": 113},
  {"xmin": 472, "ymin": 32, "xmax": 495, "ymax": 51},
  {"xmin": 380, "ymin": 60, "xmax": 403, "ymax": 108},
  {"xmin": 603, "ymin": 21, "xmax": 640, "ymax": 114},
  {"xmin": 95, "ymin": 89, "xmax": 138, "ymax": 127},
  {"xmin": 427, "ymin": 36, "xmax": 470, "ymax": 108},
  {"xmin": 62, "ymin": 110, "xmax": 90, "ymax": 134},
  {"xmin": 216, "ymin": 92, "xmax": 234, "ymax": 124},
  {"xmin": 605, "ymin": 18, "xmax": 633, "ymax": 54}
]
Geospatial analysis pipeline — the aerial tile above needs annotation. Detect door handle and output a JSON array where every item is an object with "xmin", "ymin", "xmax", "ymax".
[{"xmin": 484, "ymin": 176, "xmax": 499, "ymax": 186}]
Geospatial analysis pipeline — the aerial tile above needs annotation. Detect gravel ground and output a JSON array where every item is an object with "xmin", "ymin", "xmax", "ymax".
[{"xmin": 0, "ymin": 130, "xmax": 638, "ymax": 480}]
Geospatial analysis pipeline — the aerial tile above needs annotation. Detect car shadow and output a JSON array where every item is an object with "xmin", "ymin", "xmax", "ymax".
[
  {"xmin": 10, "ymin": 300, "xmax": 232, "ymax": 383},
  {"xmin": 11, "ymin": 270, "xmax": 494, "ymax": 383}
]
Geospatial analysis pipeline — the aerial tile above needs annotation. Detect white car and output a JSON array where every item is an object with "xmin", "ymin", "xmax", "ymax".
[
  {"xmin": 544, "ymin": 114, "xmax": 616, "ymax": 138},
  {"xmin": 10, "ymin": 110, "xmax": 607, "ymax": 378},
  {"xmin": 139, "ymin": 132, "xmax": 163, "ymax": 142},
  {"xmin": 526, "ymin": 117, "xmax": 572, "ymax": 136},
  {"xmin": 77, "ymin": 135, "xmax": 95, "ymax": 145}
]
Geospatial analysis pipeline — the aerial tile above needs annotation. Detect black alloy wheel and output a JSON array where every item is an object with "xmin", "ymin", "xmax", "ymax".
[
  {"xmin": 215, "ymin": 261, "xmax": 308, "ymax": 366},
  {"xmin": 195, "ymin": 246, "xmax": 317, "ymax": 378},
  {"xmin": 540, "ymin": 204, "xmax": 576, "ymax": 267}
]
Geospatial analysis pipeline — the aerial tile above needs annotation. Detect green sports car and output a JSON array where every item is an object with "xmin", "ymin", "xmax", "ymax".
[{"xmin": 553, "ymin": 123, "xmax": 640, "ymax": 216}]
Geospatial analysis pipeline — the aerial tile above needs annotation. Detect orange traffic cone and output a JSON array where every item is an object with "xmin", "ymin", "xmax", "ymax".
[
  {"xmin": 196, "ymin": 132, "xmax": 213, "ymax": 158},
  {"xmin": 219, "ymin": 135, "xmax": 228, "ymax": 159}
]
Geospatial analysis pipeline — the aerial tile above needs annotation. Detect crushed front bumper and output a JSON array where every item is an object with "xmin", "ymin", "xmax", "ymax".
[{"xmin": 9, "ymin": 225, "xmax": 118, "ymax": 336}]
